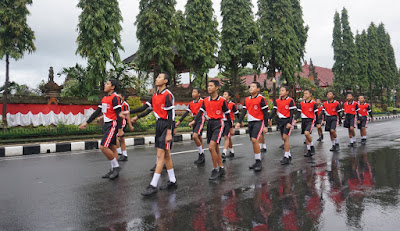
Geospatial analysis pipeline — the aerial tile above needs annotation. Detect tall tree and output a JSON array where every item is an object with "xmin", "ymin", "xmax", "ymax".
[
  {"xmin": 331, "ymin": 11, "xmax": 343, "ymax": 91},
  {"xmin": 0, "ymin": 0, "xmax": 36, "ymax": 130},
  {"xmin": 385, "ymin": 32, "xmax": 399, "ymax": 88},
  {"xmin": 366, "ymin": 23, "xmax": 381, "ymax": 102},
  {"xmin": 258, "ymin": 0, "xmax": 307, "ymax": 88},
  {"xmin": 376, "ymin": 23, "xmax": 391, "ymax": 89},
  {"xmin": 219, "ymin": 0, "xmax": 258, "ymax": 93},
  {"xmin": 135, "ymin": 0, "xmax": 177, "ymax": 84},
  {"xmin": 308, "ymin": 59, "xmax": 319, "ymax": 86},
  {"xmin": 355, "ymin": 30, "xmax": 370, "ymax": 94},
  {"xmin": 177, "ymin": 0, "xmax": 219, "ymax": 89},
  {"xmin": 76, "ymin": 0, "xmax": 123, "ymax": 99}
]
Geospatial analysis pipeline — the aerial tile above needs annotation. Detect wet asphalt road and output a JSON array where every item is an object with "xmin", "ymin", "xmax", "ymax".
[{"xmin": 1, "ymin": 119, "xmax": 400, "ymax": 231}]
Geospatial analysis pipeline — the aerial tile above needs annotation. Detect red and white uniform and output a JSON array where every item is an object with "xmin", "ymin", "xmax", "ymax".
[
  {"xmin": 121, "ymin": 101, "xmax": 130, "ymax": 128},
  {"xmin": 298, "ymin": 100, "xmax": 318, "ymax": 119},
  {"xmin": 200, "ymin": 96, "xmax": 230, "ymax": 120},
  {"xmin": 146, "ymin": 88, "xmax": 175, "ymax": 120},
  {"xmin": 358, "ymin": 103, "xmax": 371, "ymax": 117},
  {"xmin": 274, "ymin": 96, "xmax": 296, "ymax": 118},
  {"xmin": 343, "ymin": 101, "xmax": 358, "ymax": 115},
  {"xmin": 99, "ymin": 93, "xmax": 122, "ymax": 122},
  {"xmin": 187, "ymin": 98, "xmax": 204, "ymax": 116},
  {"xmin": 243, "ymin": 94, "xmax": 269, "ymax": 121},
  {"xmin": 223, "ymin": 101, "xmax": 239, "ymax": 121},
  {"xmin": 323, "ymin": 100, "xmax": 341, "ymax": 116}
]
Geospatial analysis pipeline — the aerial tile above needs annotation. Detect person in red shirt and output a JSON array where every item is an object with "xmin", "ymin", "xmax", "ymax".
[
  {"xmin": 176, "ymin": 88, "xmax": 205, "ymax": 164},
  {"xmin": 294, "ymin": 89, "xmax": 318, "ymax": 157},
  {"xmin": 269, "ymin": 86, "xmax": 297, "ymax": 165},
  {"xmin": 222, "ymin": 90, "xmax": 240, "ymax": 159},
  {"xmin": 357, "ymin": 95, "xmax": 374, "ymax": 144},
  {"xmin": 117, "ymin": 93, "xmax": 134, "ymax": 161},
  {"xmin": 190, "ymin": 80, "xmax": 234, "ymax": 180},
  {"xmin": 129, "ymin": 73, "xmax": 177, "ymax": 196},
  {"xmin": 342, "ymin": 92, "xmax": 359, "ymax": 147},
  {"xmin": 315, "ymin": 99, "xmax": 324, "ymax": 142},
  {"xmin": 236, "ymin": 82, "xmax": 269, "ymax": 171},
  {"xmin": 79, "ymin": 79, "xmax": 124, "ymax": 179},
  {"xmin": 321, "ymin": 91, "xmax": 342, "ymax": 152}
]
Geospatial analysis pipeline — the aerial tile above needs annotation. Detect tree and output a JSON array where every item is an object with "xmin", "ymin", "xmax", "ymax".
[
  {"xmin": 331, "ymin": 11, "xmax": 343, "ymax": 90},
  {"xmin": 366, "ymin": 23, "xmax": 381, "ymax": 102},
  {"xmin": 308, "ymin": 59, "xmax": 319, "ymax": 86},
  {"xmin": 135, "ymin": 0, "xmax": 178, "ymax": 84},
  {"xmin": 0, "ymin": 0, "xmax": 36, "ymax": 130},
  {"xmin": 218, "ymin": 0, "xmax": 258, "ymax": 93},
  {"xmin": 355, "ymin": 30, "xmax": 370, "ymax": 93},
  {"xmin": 177, "ymin": 0, "xmax": 219, "ymax": 89},
  {"xmin": 257, "ymin": 0, "xmax": 307, "ymax": 90},
  {"xmin": 76, "ymin": 0, "xmax": 123, "ymax": 99}
]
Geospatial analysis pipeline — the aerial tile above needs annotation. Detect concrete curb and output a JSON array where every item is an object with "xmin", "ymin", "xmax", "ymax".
[{"xmin": 0, "ymin": 114, "xmax": 397, "ymax": 158}]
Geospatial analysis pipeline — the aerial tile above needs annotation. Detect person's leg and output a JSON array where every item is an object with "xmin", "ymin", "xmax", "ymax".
[
  {"xmin": 160, "ymin": 149, "xmax": 178, "ymax": 189},
  {"xmin": 193, "ymin": 132, "xmax": 205, "ymax": 165},
  {"xmin": 116, "ymin": 138, "xmax": 122, "ymax": 155},
  {"xmin": 222, "ymin": 135, "xmax": 229, "ymax": 158}
]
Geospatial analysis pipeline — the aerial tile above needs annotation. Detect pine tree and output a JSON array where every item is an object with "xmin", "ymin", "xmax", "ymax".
[
  {"xmin": 219, "ymin": 0, "xmax": 258, "ymax": 93},
  {"xmin": 308, "ymin": 59, "xmax": 319, "ymax": 86},
  {"xmin": 385, "ymin": 32, "xmax": 399, "ymax": 88},
  {"xmin": 0, "ymin": 0, "xmax": 36, "ymax": 130},
  {"xmin": 135, "ymin": 0, "xmax": 177, "ymax": 83},
  {"xmin": 376, "ymin": 23, "xmax": 391, "ymax": 90},
  {"xmin": 331, "ymin": 11, "xmax": 344, "ymax": 93},
  {"xmin": 366, "ymin": 23, "xmax": 381, "ymax": 102},
  {"xmin": 355, "ymin": 30, "xmax": 370, "ymax": 94},
  {"xmin": 76, "ymin": 0, "xmax": 123, "ymax": 98},
  {"xmin": 177, "ymin": 0, "xmax": 219, "ymax": 89}
]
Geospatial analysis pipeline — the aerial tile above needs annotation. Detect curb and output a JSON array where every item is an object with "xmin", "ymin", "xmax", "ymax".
[{"xmin": 0, "ymin": 115, "xmax": 397, "ymax": 158}]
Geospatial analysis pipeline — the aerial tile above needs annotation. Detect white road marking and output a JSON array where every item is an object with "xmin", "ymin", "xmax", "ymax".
[{"xmin": 170, "ymin": 143, "xmax": 243, "ymax": 155}]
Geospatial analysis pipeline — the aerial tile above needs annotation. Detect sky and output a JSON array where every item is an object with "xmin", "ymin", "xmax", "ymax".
[{"xmin": 1, "ymin": 0, "xmax": 399, "ymax": 89}]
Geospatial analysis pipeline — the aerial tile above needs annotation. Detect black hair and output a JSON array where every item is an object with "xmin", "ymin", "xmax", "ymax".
[
  {"xmin": 224, "ymin": 90, "xmax": 233, "ymax": 97},
  {"xmin": 192, "ymin": 87, "xmax": 202, "ymax": 95},
  {"xmin": 358, "ymin": 95, "xmax": 366, "ymax": 99},
  {"xmin": 251, "ymin": 81, "xmax": 261, "ymax": 89},
  {"xmin": 327, "ymin": 90, "xmax": 335, "ymax": 96},
  {"xmin": 108, "ymin": 79, "xmax": 119, "ymax": 92},
  {"xmin": 281, "ymin": 86, "xmax": 290, "ymax": 92},
  {"xmin": 304, "ymin": 89, "xmax": 313, "ymax": 94},
  {"xmin": 209, "ymin": 80, "xmax": 220, "ymax": 87},
  {"xmin": 121, "ymin": 92, "xmax": 127, "ymax": 99},
  {"xmin": 346, "ymin": 92, "xmax": 354, "ymax": 97},
  {"xmin": 160, "ymin": 72, "xmax": 170, "ymax": 85}
]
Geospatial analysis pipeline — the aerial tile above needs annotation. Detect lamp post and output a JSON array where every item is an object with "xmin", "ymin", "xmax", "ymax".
[{"xmin": 272, "ymin": 77, "xmax": 276, "ymax": 101}]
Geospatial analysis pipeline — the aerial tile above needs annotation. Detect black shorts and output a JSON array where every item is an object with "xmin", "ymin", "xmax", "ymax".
[
  {"xmin": 277, "ymin": 118, "xmax": 294, "ymax": 136},
  {"xmin": 222, "ymin": 120, "xmax": 233, "ymax": 138},
  {"xmin": 315, "ymin": 114, "xmax": 324, "ymax": 125},
  {"xmin": 301, "ymin": 118, "xmax": 315, "ymax": 134},
  {"xmin": 325, "ymin": 116, "xmax": 338, "ymax": 131},
  {"xmin": 101, "ymin": 121, "xmax": 118, "ymax": 148},
  {"xmin": 248, "ymin": 121, "xmax": 264, "ymax": 139},
  {"xmin": 155, "ymin": 119, "xmax": 174, "ymax": 150},
  {"xmin": 344, "ymin": 114, "xmax": 357, "ymax": 128},
  {"xmin": 357, "ymin": 116, "xmax": 368, "ymax": 129},
  {"xmin": 207, "ymin": 119, "xmax": 224, "ymax": 144},
  {"xmin": 192, "ymin": 116, "xmax": 205, "ymax": 135}
]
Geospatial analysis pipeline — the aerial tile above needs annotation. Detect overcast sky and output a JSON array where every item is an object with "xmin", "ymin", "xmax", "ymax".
[{"xmin": 1, "ymin": 0, "xmax": 399, "ymax": 89}]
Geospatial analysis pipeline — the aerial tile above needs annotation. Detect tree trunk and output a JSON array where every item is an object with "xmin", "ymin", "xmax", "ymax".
[
  {"xmin": 2, "ymin": 54, "xmax": 10, "ymax": 130},
  {"xmin": 233, "ymin": 65, "xmax": 238, "ymax": 93},
  {"xmin": 369, "ymin": 83, "xmax": 373, "ymax": 107},
  {"xmin": 205, "ymin": 74, "xmax": 209, "ymax": 91}
]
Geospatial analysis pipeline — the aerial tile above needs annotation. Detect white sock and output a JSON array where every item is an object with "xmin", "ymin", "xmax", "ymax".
[
  {"xmin": 262, "ymin": 143, "xmax": 267, "ymax": 149},
  {"xmin": 310, "ymin": 142, "xmax": 313, "ymax": 146},
  {"xmin": 122, "ymin": 150, "xmax": 128, "ymax": 156},
  {"xmin": 259, "ymin": 143, "xmax": 263, "ymax": 149},
  {"xmin": 150, "ymin": 173, "xmax": 161, "ymax": 187},
  {"xmin": 335, "ymin": 139, "xmax": 339, "ymax": 144},
  {"xmin": 223, "ymin": 149, "xmax": 228, "ymax": 154},
  {"xmin": 110, "ymin": 158, "xmax": 119, "ymax": 168},
  {"xmin": 362, "ymin": 136, "xmax": 367, "ymax": 139},
  {"xmin": 167, "ymin": 169, "xmax": 176, "ymax": 183},
  {"xmin": 352, "ymin": 137, "xmax": 356, "ymax": 142},
  {"xmin": 332, "ymin": 141, "xmax": 336, "ymax": 146},
  {"xmin": 117, "ymin": 147, "xmax": 122, "ymax": 154},
  {"xmin": 284, "ymin": 152, "xmax": 291, "ymax": 158},
  {"xmin": 350, "ymin": 138, "xmax": 354, "ymax": 143},
  {"xmin": 307, "ymin": 145, "xmax": 311, "ymax": 150},
  {"xmin": 230, "ymin": 148, "xmax": 235, "ymax": 154},
  {"xmin": 197, "ymin": 146, "xmax": 204, "ymax": 154},
  {"xmin": 255, "ymin": 153, "xmax": 261, "ymax": 160}
]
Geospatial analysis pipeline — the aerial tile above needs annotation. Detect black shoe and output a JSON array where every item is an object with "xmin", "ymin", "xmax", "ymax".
[
  {"xmin": 330, "ymin": 145, "xmax": 336, "ymax": 152},
  {"xmin": 348, "ymin": 143, "xmax": 354, "ymax": 147},
  {"xmin": 150, "ymin": 164, "xmax": 156, "ymax": 171},
  {"xmin": 321, "ymin": 134, "xmax": 324, "ymax": 140},
  {"xmin": 118, "ymin": 155, "xmax": 128, "ymax": 161},
  {"xmin": 109, "ymin": 167, "xmax": 120, "ymax": 179},
  {"xmin": 361, "ymin": 139, "xmax": 366, "ymax": 145},
  {"xmin": 279, "ymin": 144, "xmax": 284, "ymax": 149},
  {"xmin": 219, "ymin": 167, "xmax": 226, "ymax": 176},
  {"xmin": 261, "ymin": 148, "xmax": 267, "ymax": 153},
  {"xmin": 194, "ymin": 153, "xmax": 205, "ymax": 165},
  {"xmin": 317, "ymin": 136, "xmax": 323, "ymax": 142},
  {"xmin": 141, "ymin": 185, "xmax": 158, "ymax": 196},
  {"xmin": 336, "ymin": 143, "xmax": 340, "ymax": 150},
  {"xmin": 221, "ymin": 153, "xmax": 226, "ymax": 160},
  {"xmin": 280, "ymin": 157, "xmax": 291, "ymax": 165},
  {"xmin": 160, "ymin": 181, "xmax": 177, "ymax": 190},
  {"xmin": 102, "ymin": 169, "xmax": 113, "ymax": 178},
  {"xmin": 209, "ymin": 169, "xmax": 220, "ymax": 180},
  {"xmin": 310, "ymin": 146, "xmax": 316, "ymax": 154},
  {"xmin": 304, "ymin": 141, "xmax": 307, "ymax": 144},
  {"xmin": 254, "ymin": 160, "xmax": 262, "ymax": 171},
  {"xmin": 227, "ymin": 152, "xmax": 235, "ymax": 158},
  {"xmin": 304, "ymin": 150, "xmax": 313, "ymax": 157}
]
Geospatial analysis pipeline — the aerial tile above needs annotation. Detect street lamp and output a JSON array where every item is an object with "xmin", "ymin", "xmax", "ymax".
[{"xmin": 272, "ymin": 77, "xmax": 276, "ymax": 101}]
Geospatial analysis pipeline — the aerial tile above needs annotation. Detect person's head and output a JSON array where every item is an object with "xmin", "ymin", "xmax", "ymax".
[
  {"xmin": 155, "ymin": 72, "xmax": 170, "ymax": 87},
  {"xmin": 208, "ymin": 80, "xmax": 220, "ymax": 94},
  {"xmin": 346, "ymin": 92, "xmax": 354, "ymax": 101},
  {"xmin": 120, "ymin": 92, "xmax": 127, "ymax": 101},
  {"xmin": 280, "ymin": 86, "xmax": 290, "ymax": 98},
  {"xmin": 327, "ymin": 91, "xmax": 335, "ymax": 100},
  {"xmin": 249, "ymin": 82, "xmax": 261, "ymax": 95},
  {"xmin": 303, "ymin": 89, "xmax": 312, "ymax": 100},
  {"xmin": 223, "ymin": 90, "xmax": 233, "ymax": 101},
  {"xmin": 192, "ymin": 88, "xmax": 201, "ymax": 99},
  {"xmin": 105, "ymin": 79, "xmax": 119, "ymax": 94},
  {"xmin": 358, "ymin": 95, "xmax": 365, "ymax": 103},
  {"xmin": 316, "ymin": 98, "xmax": 321, "ymax": 105}
]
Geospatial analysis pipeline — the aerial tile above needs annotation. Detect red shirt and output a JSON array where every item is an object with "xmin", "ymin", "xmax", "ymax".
[
  {"xmin": 224, "ymin": 101, "xmax": 239, "ymax": 121},
  {"xmin": 146, "ymin": 88, "xmax": 175, "ymax": 120},
  {"xmin": 274, "ymin": 96, "xmax": 296, "ymax": 118},
  {"xmin": 323, "ymin": 100, "xmax": 341, "ymax": 116},
  {"xmin": 200, "ymin": 96, "xmax": 230, "ymax": 120},
  {"xmin": 121, "ymin": 101, "xmax": 130, "ymax": 112},
  {"xmin": 317, "ymin": 105, "xmax": 323, "ymax": 116},
  {"xmin": 243, "ymin": 94, "xmax": 268, "ymax": 121},
  {"xmin": 99, "ymin": 93, "xmax": 121, "ymax": 122},
  {"xmin": 188, "ymin": 98, "xmax": 203, "ymax": 116},
  {"xmin": 298, "ymin": 100, "xmax": 318, "ymax": 119},
  {"xmin": 343, "ymin": 101, "xmax": 358, "ymax": 115},
  {"xmin": 358, "ymin": 103, "xmax": 371, "ymax": 117}
]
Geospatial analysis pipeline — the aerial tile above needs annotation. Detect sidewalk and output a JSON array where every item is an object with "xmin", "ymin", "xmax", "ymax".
[{"xmin": 1, "ymin": 114, "xmax": 398, "ymax": 157}]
